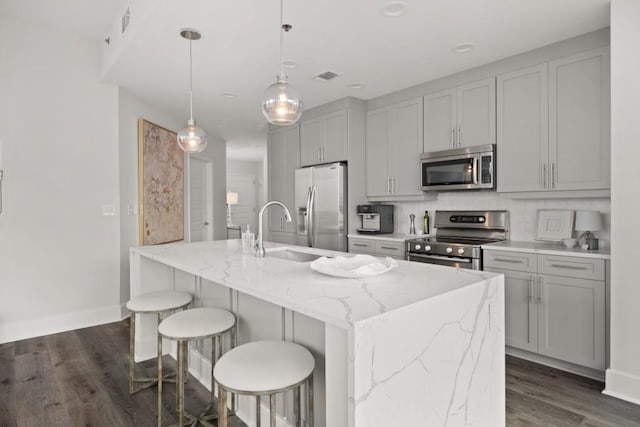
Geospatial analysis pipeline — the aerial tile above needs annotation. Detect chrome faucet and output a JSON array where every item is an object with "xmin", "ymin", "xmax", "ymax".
[{"xmin": 255, "ymin": 201, "xmax": 292, "ymax": 257}]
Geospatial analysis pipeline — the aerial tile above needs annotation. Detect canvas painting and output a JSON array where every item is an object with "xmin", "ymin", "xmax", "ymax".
[{"xmin": 138, "ymin": 119, "xmax": 184, "ymax": 245}]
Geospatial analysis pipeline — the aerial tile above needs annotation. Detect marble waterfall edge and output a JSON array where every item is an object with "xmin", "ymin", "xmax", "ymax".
[{"xmin": 353, "ymin": 274, "xmax": 505, "ymax": 427}]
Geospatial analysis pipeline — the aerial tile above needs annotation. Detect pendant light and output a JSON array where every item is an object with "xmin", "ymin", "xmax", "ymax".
[
  {"xmin": 261, "ymin": 0, "xmax": 303, "ymax": 125},
  {"xmin": 177, "ymin": 28, "xmax": 208, "ymax": 153}
]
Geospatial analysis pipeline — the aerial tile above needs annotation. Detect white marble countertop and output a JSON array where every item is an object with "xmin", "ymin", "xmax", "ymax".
[
  {"xmin": 347, "ymin": 233, "xmax": 428, "ymax": 242},
  {"xmin": 482, "ymin": 240, "xmax": 611, "ymax": 260},
  {"xmin": 132, "ymin": 240, "xmax": 499, "ymax": 330}
]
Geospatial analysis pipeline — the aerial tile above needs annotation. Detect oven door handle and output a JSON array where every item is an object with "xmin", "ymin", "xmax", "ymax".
[{"xmin": 408, "ymin": 253, "xmax": 473, "ymax": 263}]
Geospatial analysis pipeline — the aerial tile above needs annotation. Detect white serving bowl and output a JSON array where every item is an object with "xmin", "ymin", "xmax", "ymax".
[{"xmin": 562, "ymin": 238, "xmax": 577, "ymax": 248}]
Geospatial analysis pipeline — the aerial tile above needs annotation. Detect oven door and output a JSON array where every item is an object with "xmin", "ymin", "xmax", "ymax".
[{"xmin": 408, "ymin": 253, "xmax": 479, "ymax": 270}]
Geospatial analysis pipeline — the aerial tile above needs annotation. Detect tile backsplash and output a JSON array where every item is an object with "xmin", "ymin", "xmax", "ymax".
[{"xmin": 392, "ymin": 193, "xmax": 611, "ymax": 248}]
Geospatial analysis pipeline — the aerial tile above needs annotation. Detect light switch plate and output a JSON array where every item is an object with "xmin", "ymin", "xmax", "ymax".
[{"xmin": 102, "ymin": 204, "xmax": 116, "ymax": 216}]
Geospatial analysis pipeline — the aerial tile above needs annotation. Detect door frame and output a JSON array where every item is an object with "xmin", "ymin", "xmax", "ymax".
[{"xmin": 185, "ymin": 155, "xmax": 214, "ymax": 242}]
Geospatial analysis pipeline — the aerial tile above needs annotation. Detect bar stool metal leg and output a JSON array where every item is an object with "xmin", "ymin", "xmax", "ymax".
[
  {"xmin": 256, "ymin": 395, "xmax": 261, "ymax": 427},
  {"xmin": 269, "ymin": 394, "xmax": 276, "ymax": 427},
  {"xmin": 308, "ymin": 374, "xmax": 314, "ymax": 427},
  {"xmin": 218, "ymin": 386, "xmax": 228, "ymax": 427},
  {"xmin": 129, "ymin": 312, "xmax": 136, "ymax": 394},
  {"xmin": 294, "ymin": 386, "xmax": 301, "ymax": 427},
  {"xmin": 157, "ymin": 320, "xmax": 163, "ymax": 427}
]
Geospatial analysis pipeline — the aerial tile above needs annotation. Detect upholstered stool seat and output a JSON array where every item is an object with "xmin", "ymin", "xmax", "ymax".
[
  {"xmin": 214, "ymin": 340, "xmax": 315, "ymax": 427},
  {"xmin": 158, "ymin": 307, "xmax": 236, "ymax": 427},
  {"xmin": 126, "ymin": 290, "xmax": 192, "ymax": 394}
]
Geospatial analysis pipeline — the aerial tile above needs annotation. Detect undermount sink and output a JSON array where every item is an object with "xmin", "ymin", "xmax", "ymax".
[{"xmin": 266, "ymin": 248, "xmax": 324, "ymax": 263}]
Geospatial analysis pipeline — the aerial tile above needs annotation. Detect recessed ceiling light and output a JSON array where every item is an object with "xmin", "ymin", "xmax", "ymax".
[
  {"xmin": 282, "ymin": 60, "xmax": 298, "ymax": 69},
  {"xmin": 452, "ymin": 43, "xmax": 475, "ymax": 54},
  {"xmin": 348, "ymin": 82, "xmax": 366, "ymax": 90},
  {"xmin": 381, "ymin": 1, "xmax": 408, "ymax": 17},
  {"xmin": 221, "ymin": 93, "xmax": 238, "ymax": 99}
]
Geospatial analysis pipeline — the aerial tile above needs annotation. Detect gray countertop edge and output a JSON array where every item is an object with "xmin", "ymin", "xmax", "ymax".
[{"xmin": 481, "ymin": 240, "xmax": 610, "ymax": 260}]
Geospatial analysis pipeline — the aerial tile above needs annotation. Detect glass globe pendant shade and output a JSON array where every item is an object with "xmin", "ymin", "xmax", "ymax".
[
  {"xmin": 262, "ymin": 75, "xmax": 304, "ymax": 125},
  {"xmin": 177, "ymin": 119, "xmax": 208, "ymax": 153}
]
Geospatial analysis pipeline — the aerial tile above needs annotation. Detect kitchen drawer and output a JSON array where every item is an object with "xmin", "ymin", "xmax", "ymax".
[
  {"xmin": 539, "ymin": 255, "xmax": 605, "ymax": 281},
  {"xmin": 349, "ymin": 238, "xmax": 376, "ymax": 254},
  {"xmin": 483, "ymin": 250, "xmax": 537, "ymax": 273},
  {"xmin": 375, "ymin": 241, "xmax": 406, "ymax": 259}
]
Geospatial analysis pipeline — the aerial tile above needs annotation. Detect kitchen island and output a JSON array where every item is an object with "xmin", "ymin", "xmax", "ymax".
[{"xmin": 130, "ymin": 240, "xmax": 505, "ymax": 427}]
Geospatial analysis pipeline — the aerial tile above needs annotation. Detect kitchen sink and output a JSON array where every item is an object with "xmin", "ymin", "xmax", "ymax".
[{"xmin": 266, "ymin": 248, "xmax": 324, "ymax": 263}]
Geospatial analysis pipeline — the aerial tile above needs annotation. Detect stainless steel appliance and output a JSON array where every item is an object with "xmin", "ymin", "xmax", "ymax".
[
  {"xmin": 295, "ymin": 163, "xmax": 347, "ymax": 251},
  {"xmin": 421, "ymin": 144, "xmax": 496, "ymax": 191},
  {"xmin": 407, "ymin": 210, "xmax": 509, "ymax": 270},
  {"xmin": 356, "ymin": 204, "xmax": 394, "ymax": 234}
]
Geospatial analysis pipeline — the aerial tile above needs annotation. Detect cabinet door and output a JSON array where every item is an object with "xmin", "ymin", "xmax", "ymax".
[
  {"xmin": 267, "ymin": 130, "xmax": 285, "ymax": 232},
  {"xmin": 485, "ymin": 267, "xmax": 538, "ymax": 353},
  {"xmin": 365, "ymin": 108, "xmax": 391, "ymax": 197},
  {"xmin": 549, "ymin": 48, "xmax": 610, "ymax": 191},
  {"xmin": 300, "ymin": 119, "xmax": 321, "ymax": 167},
  {"xmin": 423, "ymin": 88, "xmax": 456, "ymax": 152},
  {"xmin": 497, "ymin": 64, "xmax": 549, "ymax": 192},
  {"xmin": 537, "ymin": 275, "xmax": 605, "ymax": 370},
  {"xmin": 322, "ymin": 110, "xmax": 348, "ymax": 163},
  {"xmin": 281, "ymin": 125, "xmax": 300, "ymax": 233},
  {"xmin": 457, "ymin": 78, "xmax": 496, "ymax": 148},
  {"xmin": 389, "ymin": 98, "xmax": 423, "ymax": 196}
]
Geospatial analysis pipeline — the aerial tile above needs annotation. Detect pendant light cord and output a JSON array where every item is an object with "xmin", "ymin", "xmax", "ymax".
[
  {"xmin": 189, "ymin": 38, "xmax": 194, "ymax": 121},
  {"xmin": 279, "ymin": 0, "xmax": 284, "ymax": 77}
]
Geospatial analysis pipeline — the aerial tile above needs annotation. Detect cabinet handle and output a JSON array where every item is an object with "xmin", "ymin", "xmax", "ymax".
[
  {"xmin": 380, "ymin": 246, "xmax": 398, "ymax": 250},
  {"xmin": 537, "ymin": 276, "xmax": 543, "ymax": 304},
  {"xmin": 550, "ymin": 264, "xmax": 588, "ymax": 270},
  {"xmin": 353, "ymin": 243, "xmax": 368, "ymax": 247},
  {"xmin": 493, "ymin": 258, "xmax": 524, "ymax": 264},
  {"xmin": 387, "ymin": 176, "xmax": 391, "ymax": 194},
  {"xmin": 457, "ymin": 127, "xmax": 461, "ymax": 147},
  {"xmin": 451, "ymin": 128, "xmax": 455, "ymax": 148},
  {"xmin": 528, "ymin": 276, "xmax": 534, "ymax": 303},
  {"xmin": 392, "ymin": 177, "xmax": 396, "ymax": 194},
  {"xmin": 542, "ymin": 164, "xmax": 547, "ymax": 189},
  {"xmin": 550, "ymin": 163, "xmax": 555, "ymax": 189}
]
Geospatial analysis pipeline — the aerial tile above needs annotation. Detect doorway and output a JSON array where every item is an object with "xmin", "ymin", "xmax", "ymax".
[{"xmin": 188, "ymin": 156, "xmax": 213, "ymax": 242}]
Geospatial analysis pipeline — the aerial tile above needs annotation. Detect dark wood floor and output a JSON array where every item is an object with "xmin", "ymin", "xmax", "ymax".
[{"xmin": 1, "ymin": 320, "xmax": 639, "ymax": 427}]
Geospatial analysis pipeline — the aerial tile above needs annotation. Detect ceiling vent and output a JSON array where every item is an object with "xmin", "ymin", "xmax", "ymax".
[
  {"xmin": 121, "ymin": 7, "xmax": 131, "ymax": 34},
  {"xmin": 313, "ymin": 71, "xmax": 339, "ymax": 82}
]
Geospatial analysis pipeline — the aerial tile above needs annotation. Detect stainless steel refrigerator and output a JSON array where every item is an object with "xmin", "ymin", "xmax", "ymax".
[{"xmin": 294, "ymin": 163, "xmax": 347, "ymax": 251}]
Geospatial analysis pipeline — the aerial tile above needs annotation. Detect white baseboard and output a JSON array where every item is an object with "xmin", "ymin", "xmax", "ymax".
[
  {"xmin": 604, "ymin": 369, "xmax": 640, "ymax": 405},
  {"xmin": 0, "ymin": 303, "xmax": 126, "ymax": 344}
]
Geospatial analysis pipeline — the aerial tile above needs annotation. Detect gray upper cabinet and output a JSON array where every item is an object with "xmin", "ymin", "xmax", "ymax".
[
  {"xmin": 497, "ymin": 48, "xmax": 610, "ymax": 193},
  {"xmin": 267, "ymin": 125, "xmax": 299, "ymax": 235},
  {"xmin": 497, "ymin": 63, "xmax": 549, "ymax": 192},
  {"xmin": 549, "ymin": 48, "xmax": 610, "ymax": 191},
  {"xmin": 423, "ymin": 78, "xmax": 496, "ymax": 152},
  {"xmin": 366, "ymin": 98, "xmax": 423, "ymax": 197},
  {"xmin": 300, "ymin": 110, "xmax": 348, "ymax": 166}
]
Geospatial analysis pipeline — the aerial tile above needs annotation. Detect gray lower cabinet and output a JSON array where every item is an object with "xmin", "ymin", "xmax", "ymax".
[{"xmin": 484, "ymin": 250, "xmax": 605, "ymax": 370}]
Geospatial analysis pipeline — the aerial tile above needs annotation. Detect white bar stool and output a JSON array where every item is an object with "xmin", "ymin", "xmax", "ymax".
[
  {"xmin": 126, "ymin": 290, "xmax": 192, "ymax": 394},
  {"xmin": 158, "ymin": 307, "xmax": 237, "ymax": 427},
  {"xmin": 214, "ymin": 340, "xmax": 315, "ymax": 427}
]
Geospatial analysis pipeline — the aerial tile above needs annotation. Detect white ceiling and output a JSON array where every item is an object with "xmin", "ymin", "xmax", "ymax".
[{"xmin": 4, "ymin": 0, "xmax": 610, "ymax": 161}]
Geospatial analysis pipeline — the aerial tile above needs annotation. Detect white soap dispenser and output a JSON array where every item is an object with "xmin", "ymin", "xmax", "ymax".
[{"xmin": 242, "ymin": 224, "xmax": 255, "ymax": 254}]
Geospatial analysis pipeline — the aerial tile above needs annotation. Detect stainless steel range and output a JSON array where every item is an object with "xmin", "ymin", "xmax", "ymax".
[{"xmin": 407, "ymin": 210, "xmax": 509, "ymax": 270}]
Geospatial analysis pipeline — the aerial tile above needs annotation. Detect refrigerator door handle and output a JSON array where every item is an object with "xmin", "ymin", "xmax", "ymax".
[
  {"xmin": 308, "ymin": 185, "xmax": 317, "ymax": 248},
  {"xmin": 305, "ymin": 186, "xmax": 312, "ymax": 246}
]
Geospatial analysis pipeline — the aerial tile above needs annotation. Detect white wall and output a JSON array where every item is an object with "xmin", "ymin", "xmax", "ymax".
[
  {"xmin": 117, "ymin": 89, "xmax": 183, "ymax": 309},
  {"xmin": 393, "ymin": 195, "xmax": 611, "ymax": 245},
  {"xmin": 0, "ymin": 17, "xmax": 121, "ymax": 343},
  {"xmin": 605, "ymin": 0, "xmax": 640, "ymax": 405},
  {"xmin": 118, "ymin": 89, "xmax": 227, "ymax": 308}
]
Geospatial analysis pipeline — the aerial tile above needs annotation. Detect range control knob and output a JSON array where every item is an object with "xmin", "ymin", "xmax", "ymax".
[
  {"xmin": 415, "ymin": 244, "xmax": 421, "ymax": 250},
  {"xmin": 424, "ymin": 245, "xmax": 431, "ymax": 252},
  {"xmin": 446, "ymin": 247, "xmax": 453, "ymax": 254},
  {"xmin": 458, "ymin": 248, "xmax": 465, "ymax": 255}
]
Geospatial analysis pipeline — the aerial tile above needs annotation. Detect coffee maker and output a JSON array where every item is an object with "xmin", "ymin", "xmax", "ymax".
[{"xmin": 357, "ymin": 204, "xmax": 394, "ymax": 234}]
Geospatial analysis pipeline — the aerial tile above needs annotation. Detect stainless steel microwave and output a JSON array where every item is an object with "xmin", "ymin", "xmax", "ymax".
[{"xmin": 421, "ymin": 144, "xmax": 496, "ymax": 191}]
